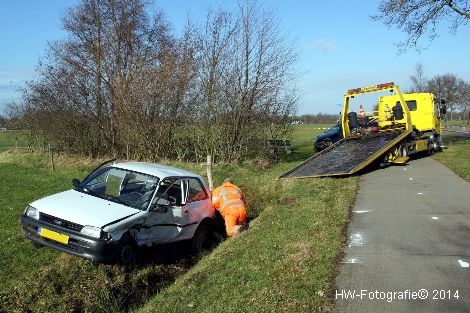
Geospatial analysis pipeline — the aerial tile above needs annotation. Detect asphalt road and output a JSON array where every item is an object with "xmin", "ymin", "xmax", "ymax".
[{"xmin": 335, "ymin": 156, "xmax": 470, "ymax": 313}]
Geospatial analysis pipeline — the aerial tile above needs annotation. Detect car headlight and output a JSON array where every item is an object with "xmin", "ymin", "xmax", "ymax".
[
  {"xmin": 81, "ymin": 225, "xmax": 102, "ymax": 238},
  {"xmin": 101, "ymin": 232, "xmax": 112, "ymax": 241},
  {"xmin": 25, "ymin": 206, "xmax": 39, "ymax": 220}
]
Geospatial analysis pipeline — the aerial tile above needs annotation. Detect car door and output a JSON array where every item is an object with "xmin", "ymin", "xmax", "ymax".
[
  {"xmin": 333, "ymin": 126, "xmax": 342, "ymax": 142},
  {"xmin": 183, "ymin": 178, "xmax": 212, "ymax": 224},
  {"xmin": 136, "ymin": 178, "xmax": 189, "ymax": 245}
]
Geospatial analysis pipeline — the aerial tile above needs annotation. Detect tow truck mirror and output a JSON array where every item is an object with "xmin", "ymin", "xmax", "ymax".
[
  {"xmin": 71, "ymin": 178, "xmax": 81, "ymax": 187},
  {"xmin": 440, "ymin": 104, "xmax": 447, "ymax": 115}
]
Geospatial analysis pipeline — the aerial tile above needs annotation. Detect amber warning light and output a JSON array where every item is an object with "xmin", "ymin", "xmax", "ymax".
[{"xmin": 347, "ymin": 82, "xmax": 394, "ymax": 95}]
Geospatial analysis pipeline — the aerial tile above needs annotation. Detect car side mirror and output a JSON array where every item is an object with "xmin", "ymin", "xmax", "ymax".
[
  {"xmin": 152, "ymin": 205, "xmax": 168, "ymax": 213},
  {"xmin": 71, "ymin": 178, "xmax": 81, "ymax": 187}
]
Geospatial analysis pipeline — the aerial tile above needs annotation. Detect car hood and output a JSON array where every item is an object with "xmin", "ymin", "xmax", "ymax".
[{"xmin": 30, "ymin": 190, "xmax": 140, "ymax": 228}]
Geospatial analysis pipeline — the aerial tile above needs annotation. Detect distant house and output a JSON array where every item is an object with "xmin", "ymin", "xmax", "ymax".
[{"xmin": 0, "ymin": 127, "xmax": 7, "ymax": 131}]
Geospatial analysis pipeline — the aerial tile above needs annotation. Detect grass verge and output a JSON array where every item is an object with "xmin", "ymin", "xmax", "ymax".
[
  {"xmin": 138, "ymin": 175, "xmax": 356, "ymax": 313},
  {"xmin": 0, "ymin": 123, "xmax": 355, "ymax": 312},
  {"xmin": 433, "ymin": 133, "xmax": 470, "ymax": 181}
]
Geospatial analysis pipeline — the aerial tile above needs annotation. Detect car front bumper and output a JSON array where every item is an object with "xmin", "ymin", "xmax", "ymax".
[{"xmin": 21, "ymin": 215, "xmax": 119, "ymax": 263}]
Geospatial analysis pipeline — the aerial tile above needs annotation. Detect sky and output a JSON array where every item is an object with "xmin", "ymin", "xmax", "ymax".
[{"xmin": 1, "ymin": 0, "xmax": 469, "ymax": 115}]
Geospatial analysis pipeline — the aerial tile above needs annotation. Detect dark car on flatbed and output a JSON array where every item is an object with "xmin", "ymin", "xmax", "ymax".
[{"xmin": 314, "ymin": 124, "xmax": 343, "ymax": 151}]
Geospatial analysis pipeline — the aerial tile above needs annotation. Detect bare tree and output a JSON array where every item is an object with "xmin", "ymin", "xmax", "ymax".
[
  {"xmin": 13, "ymin": 0, "xmax": 298, "ymax": 162},
  {"xmin": 224, "ymin": 0, "xmax": 298, "ymax": 160},
  {"xmin": 17, "ymin": 0, "xmax": 175, "ymax": 157},
  {"xmin": 427, "ymin": 73, "xmax": 464, "ymax": 124},
  {"xmin": 409, "ymin": 62, "xmax": 427, "ymax": 92},
  {"xmin": 372, "ymin": 0, "xmax": 470, "ymax": 50},
  {"xmin": 457, "ymin": 81, "xmax": 470, "ymax": 125},
  {"xmin": 192, "ymin": 1, "xmax": 298, "ymax": 161}
]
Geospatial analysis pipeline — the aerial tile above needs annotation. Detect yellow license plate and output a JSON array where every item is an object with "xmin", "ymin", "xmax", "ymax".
[{"xmin": 38, "ymin": 227, "xmax": 69, "ymax": 244}]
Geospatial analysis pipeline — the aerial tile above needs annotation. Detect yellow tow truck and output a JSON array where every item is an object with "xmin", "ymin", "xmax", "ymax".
[{"xmin": 280, "ymin": 82, "xmax": 447, "ymax": 179}]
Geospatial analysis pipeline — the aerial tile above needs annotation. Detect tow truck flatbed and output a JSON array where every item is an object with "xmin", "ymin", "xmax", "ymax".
[{"xmin": 279, "ymin": 130, "xmax": 408, "ymax": 179}]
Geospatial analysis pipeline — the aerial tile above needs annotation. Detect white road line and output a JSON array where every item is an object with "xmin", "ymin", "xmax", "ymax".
[
  {"xmin": 417, "ymin": 192, "xmax": 423, "ymax": 195},
  {"xmin": 353, "ymin": 210, "xmax": 369, "ymax": 214},
  {"xmin": 432, "ymin": 216, "xmax": 439, "ymax": 220},
  {"xmin": 343, "ymin": 257, "xmax": 362, "ymax": 264},
  {"xmin": 349, "ymin": 233, "xmax": 364, "ymax": 247},
  {"xmin": 409, "ymin": 177, "xmax": 413, "ymax": 181},
  {"xmin": 458, "ymin": 260, "xmax": 469, "ymax": 268}
]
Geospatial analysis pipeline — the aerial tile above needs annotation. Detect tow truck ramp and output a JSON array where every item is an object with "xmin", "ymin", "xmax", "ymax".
[
  {"xmin": 279, "ymin": 82, "xmax": 446, "ymax": 179},
  {"xmin": 279, "ymin": 130, "xmax": 409, "ymax": 179}
]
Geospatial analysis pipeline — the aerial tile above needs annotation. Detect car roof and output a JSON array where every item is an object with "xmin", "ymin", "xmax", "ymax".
[{"xmin": 113, "ymin": 162, "xmax": 203, "ymax": 181}]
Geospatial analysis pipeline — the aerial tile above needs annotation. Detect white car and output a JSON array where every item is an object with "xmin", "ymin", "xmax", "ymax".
[{"xmin": 21, "ymin": 160, "xmax": 215, "ymax": 264}]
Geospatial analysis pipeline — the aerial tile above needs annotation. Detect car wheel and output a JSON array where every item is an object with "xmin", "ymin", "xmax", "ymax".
[
  {"xmin": 191, "ymin": 220, "xmax": 211, "ymax": 252},
  {"xmin": 323, "ymin": 139, "xmax": 332, "ymax": 148},
  {"xmin": 118, "ymin": 235, "xmax": 138, "ymax": 266}
]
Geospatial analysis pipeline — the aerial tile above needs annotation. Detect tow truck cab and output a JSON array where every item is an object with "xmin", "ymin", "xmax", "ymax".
[{"xmin": 378, "ymin": 93, "xmax": 445, "ymax": 134}]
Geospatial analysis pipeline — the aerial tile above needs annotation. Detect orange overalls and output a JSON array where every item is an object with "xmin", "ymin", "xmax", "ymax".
[{"xmin": 212, "ymin": 182, "xmax": 247, "ymax": 237}]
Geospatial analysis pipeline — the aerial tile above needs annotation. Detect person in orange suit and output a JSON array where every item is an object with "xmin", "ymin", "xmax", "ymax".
[{"xmin": 211, "ymin": 178, "xmax": 247, "ymax": 236}]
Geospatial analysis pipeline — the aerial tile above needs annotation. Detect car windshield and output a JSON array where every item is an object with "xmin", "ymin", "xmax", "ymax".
[{"xmin": 79, "ymin": 167, "xmax": 159, "ymax": 211}]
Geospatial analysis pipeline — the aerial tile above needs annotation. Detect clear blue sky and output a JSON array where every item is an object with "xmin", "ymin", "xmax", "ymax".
[{"xmin": 1, "ymin": 0, "xmax": 469, "ymax": 115}]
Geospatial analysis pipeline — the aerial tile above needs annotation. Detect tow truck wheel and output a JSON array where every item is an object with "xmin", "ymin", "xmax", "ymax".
[
  {"xmin": 32, "ymin": 241, "xmax": 43, "ymax": 248},
  {"xmin": 191, "ymin": 220, "xmax": 211, "ymax": 252},
  {"xmin": 427, "ymin": 142, "xmax": 435, "ymax": 155},
  {"xmin": 400, "ymin": 145, "xmax": 408, "ymax": 157}
]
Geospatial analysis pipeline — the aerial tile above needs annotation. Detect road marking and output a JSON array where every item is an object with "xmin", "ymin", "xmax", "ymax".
[
  {"xmin": 343, "ymin": 257, "xmax": 362, "ymax": 264},
  {"xmin": 409, "ymin": 177, "xmax": 413, "ymax": 181},
  {"xmin": 349, "ymin": 233, "xmax": 364, "ymax": 247},
  {"xmin": 417, "ymin": 192, "xmax": 423, "ymax": 195},
  {"xmin": 432, "ymin": 216, "xmax": 439, "ymax": 220},
  {"xmin": 353, "ymin": 210, "xmax": 369, "ymax": 214},
  {"xmin": 403, "ymin": 168, "xmax": 407, "ymax": 171},
  {"xmin": 458, "ymin": 260, "xmax": 469, "ymax": 268}
]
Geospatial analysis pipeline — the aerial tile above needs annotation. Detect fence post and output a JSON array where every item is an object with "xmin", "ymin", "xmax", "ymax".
[
  {"xmin": 206, "ymin": 154, "xmax": 214, "ymax": 191},
  {"xmin": 48, "ymin": 143, "xmax": 55, "ymax": 171}
]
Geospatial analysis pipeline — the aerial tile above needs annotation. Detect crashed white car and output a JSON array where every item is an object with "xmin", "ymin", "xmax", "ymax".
[{"xmin": 21, "ymin": 160, "xmax": 215, "ymax": 264}]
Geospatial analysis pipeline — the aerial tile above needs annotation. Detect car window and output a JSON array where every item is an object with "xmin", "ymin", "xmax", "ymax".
[
  {"xmin": 155, "ymin": 178, "xmax": 183, "ymax": 207},
  {"xmin": 81, "ymin": 167, "xmax": 159, "ymax": 210},
  {"xmin": 86, "ymin": 168, "xmax": 124, "ymax": 197},
  {"xmin": 186, "ymin": 178, "xmax": 208, "ymax": 203}
]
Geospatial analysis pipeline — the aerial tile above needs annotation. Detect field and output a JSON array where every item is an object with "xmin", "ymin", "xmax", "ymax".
[
  {"xmin": 0, "ymin": 130, "xmax": 28, "ymax": 152},
  {"xmin": 2, "ymin": 125, "xmax": 468, "ymax": 312},
  {"xmin": 0, "ymin": 124, "xmax": 359, "ymax": 312},
  {"xmin": 443, "ymin": 119, "xmax": 470, "ymax": 127}
]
